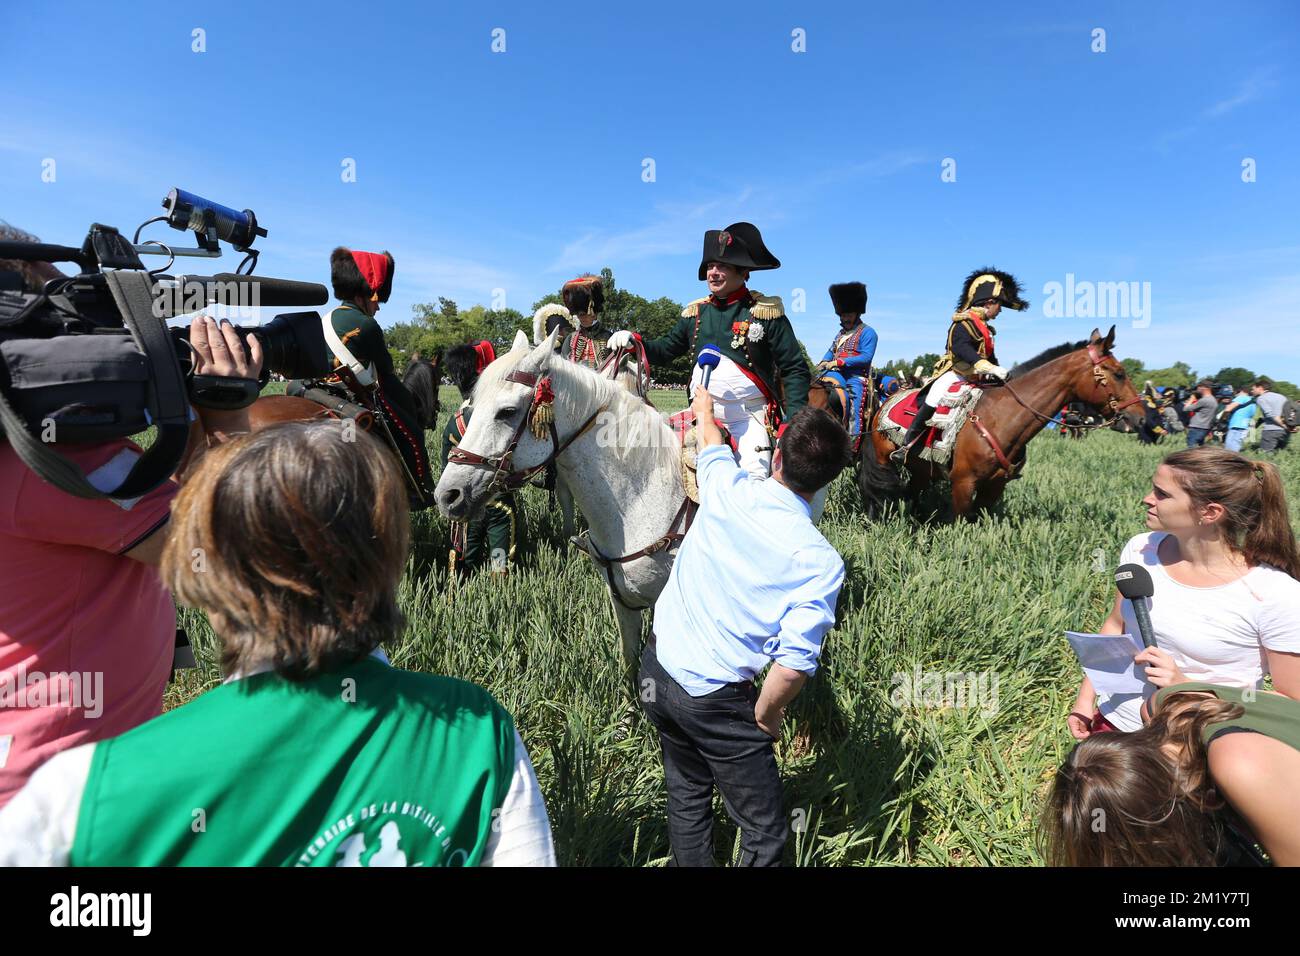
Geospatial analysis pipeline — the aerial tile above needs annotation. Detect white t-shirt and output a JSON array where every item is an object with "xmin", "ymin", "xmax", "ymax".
[{"xmin": 1097, "ymin": 532, "xmax": 1300, "ymax": 731}]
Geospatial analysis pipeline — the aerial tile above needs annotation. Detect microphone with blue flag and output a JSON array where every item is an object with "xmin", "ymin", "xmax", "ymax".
[{"xmin": 697, "ymin": 344, "xmax": 722, "ymax": 392}]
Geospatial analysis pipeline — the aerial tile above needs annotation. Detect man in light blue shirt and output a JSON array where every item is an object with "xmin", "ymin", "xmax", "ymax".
[
  {"xmin": 640, "ymin": 388, "xmax": 850, "ymax": 866},
  {"xmin": 1219, "ymin": 390, "xmax": 1256, "ymax": 452}
]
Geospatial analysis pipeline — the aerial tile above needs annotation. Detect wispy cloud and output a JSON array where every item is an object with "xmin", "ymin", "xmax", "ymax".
[
  {"xmin": 544, "ymin": 192, "xmax": 754, "ymax": 274},
  {"xmin": 1202, "ymin": 67, "xmax": 1278, "ymax": 119}
]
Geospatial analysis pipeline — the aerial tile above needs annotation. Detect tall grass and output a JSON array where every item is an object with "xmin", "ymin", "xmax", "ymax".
[{"xmin": 166, "ymin": 387, "xmax": 1300, "ymax": 865}]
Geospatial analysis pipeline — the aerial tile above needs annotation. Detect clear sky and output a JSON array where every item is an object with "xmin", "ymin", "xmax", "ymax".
[{"xmin": 3, "ymin": 1, "xmax": 1297, "ymax": 378}]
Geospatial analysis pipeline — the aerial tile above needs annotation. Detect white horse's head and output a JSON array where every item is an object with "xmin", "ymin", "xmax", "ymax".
[{"xmin": 435, "ymin": 327, "xmax": 569, "ymax": 520}]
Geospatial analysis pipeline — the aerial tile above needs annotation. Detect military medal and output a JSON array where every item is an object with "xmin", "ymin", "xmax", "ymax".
[{"xmin": 730, "ymin": 320, "xmax": 748, "ymax": 349}]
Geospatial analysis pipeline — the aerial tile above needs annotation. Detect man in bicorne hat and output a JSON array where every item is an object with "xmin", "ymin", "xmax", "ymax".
[
  {"xmin": 815, "ymin": 282, "xmax": 877, "ymax": 436},
  {"xmin": 608, "ymin": 222, "xmax": 809, "ymax": 479},
  {"xmin": 325, "ymin": 247, "xmax": 434, "ymax": 505},
  {"xmin": 440, "ymin": 340, "xmax": 527, "ymax": 574},
  {"xmin": 892, "ymin": 268, "xmax": 1027, "ymax": 463}
]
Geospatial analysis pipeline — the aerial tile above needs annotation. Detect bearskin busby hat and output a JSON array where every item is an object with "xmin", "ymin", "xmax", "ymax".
[
  {"xmin": 698, "ymin": 222, "xmax": 780, "ymax": 281},
  {"xmin": 561, "ymin": 275, "xmax": 604, "ymax": 316},
  {"xmin": 443, "ymin": 343, "xmax": 480, "ymax": 395},
  {"xmin": 957, "ymin": 268, "xmax": 1028, "ymax": 312},
  {"xmin": 828, "ymin": 282, "xmax": 867, "ymax": 316},
  {"xmin": 331, "ymin": 246, "xmax": 395, "ymax": 303},
  {"xmin": 532, "ymin": 302, "xmax": 575, "ymax": 346}
]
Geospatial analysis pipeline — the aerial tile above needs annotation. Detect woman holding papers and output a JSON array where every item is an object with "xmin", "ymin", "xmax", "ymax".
[
  {"xmin": 1046, "ymin": 682, "xmax": 1300, "ymax": 866},
  {"xmin": 1068, "ymin": 447, "xmax": 1300, "ymax": 738}
]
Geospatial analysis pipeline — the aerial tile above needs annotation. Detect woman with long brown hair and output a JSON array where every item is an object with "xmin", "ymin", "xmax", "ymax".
[
  {"xmin": 0, "ymin": 421, "xmax": 554, "ymax": 866},
  {"xmin": 1069, "ymin": 447, "xmax": 1300, "ymax": 737},
  {"xmin": 1045, "ymin": 683, "xmax": 1300, "ymax": 866}
]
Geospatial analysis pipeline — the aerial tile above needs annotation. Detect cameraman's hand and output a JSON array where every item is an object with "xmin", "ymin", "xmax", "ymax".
[
  {"xmin": 188, "ymin": 315, "xmax": 262, "ymax": 449},
  {"xmin": 190, "ymin": 314, "xmax": 263, "ymax": 379}
]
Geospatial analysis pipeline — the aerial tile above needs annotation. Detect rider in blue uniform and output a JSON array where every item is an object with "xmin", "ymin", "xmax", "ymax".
[{"xmin": 814, "ymin": 282, "xmax": 877, "ymax": 436}]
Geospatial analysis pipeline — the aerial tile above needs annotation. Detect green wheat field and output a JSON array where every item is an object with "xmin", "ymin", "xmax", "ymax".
[{"xmin": 165, "ymin": 386, "xmax": 1300, "ymax": 866}]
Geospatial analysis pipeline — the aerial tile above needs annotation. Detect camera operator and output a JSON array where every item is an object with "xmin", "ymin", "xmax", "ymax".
[{"xmin": 0, "ymin": 290, "xmax": 262, "ymax": 810}]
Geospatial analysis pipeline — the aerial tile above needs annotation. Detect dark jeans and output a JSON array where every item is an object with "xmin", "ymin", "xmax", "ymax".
[
  {"xmin": 1259, "ymin": 428, "xmax": 1291, "ymax": 452},
  {"xmin": 1186, "ymin": 426, "xmax": 1210, "ymax": 447},
  {"xmin": 639, "ymin": 642, "xmax": 787, "ymax": 866}
]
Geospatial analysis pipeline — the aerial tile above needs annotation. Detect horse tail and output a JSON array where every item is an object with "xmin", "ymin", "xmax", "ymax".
[
  {"xmin": 859, "ymin": 427, "xmax": 904, "ymax": 518},
  {"xmin": 401, "ymin": 358, "xmax": 440, "ymax": 430}
]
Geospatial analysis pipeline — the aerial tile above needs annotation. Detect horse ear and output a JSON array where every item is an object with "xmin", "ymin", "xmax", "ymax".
[
  {"xmin": 1103, "ymin": 324, "xmax": 1116, "ymax": 351},
  {"xmin": 510, "ymin": 329, "xmax": 530, "ymax": 354},
  {"xmin": 1088, "ymin": 327, "xmax": 1102, "ymax": 344}
]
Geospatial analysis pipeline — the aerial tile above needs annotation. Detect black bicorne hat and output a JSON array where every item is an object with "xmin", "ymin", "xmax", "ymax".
[
  {"xmin": 957, "ymin": 268, "xmax": 1028, "ymax": 312},
  {"xmin": 828, "ymin": 282, "xmax": 867, "ymax": 316},
  {"xmin": 698, "ymin": 221, "xmax": 780, "ymax": 281}
]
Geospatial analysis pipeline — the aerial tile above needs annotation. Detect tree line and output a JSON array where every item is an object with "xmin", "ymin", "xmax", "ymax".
[{"xmin": 384, "ymin": 269, "xmax": 1297, "ymax": 398}]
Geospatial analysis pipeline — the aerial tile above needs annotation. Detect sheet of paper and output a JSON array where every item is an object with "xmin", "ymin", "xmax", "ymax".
[{"xmin": 1065, "ymin": 631, "xmax": 1148, "ymax": 698}]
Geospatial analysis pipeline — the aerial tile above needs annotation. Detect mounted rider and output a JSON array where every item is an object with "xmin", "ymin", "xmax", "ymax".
[
  {"xmin": 892, "ymin": 267, "xmax": 1028, "ymax": 463},
  {"xmin": 323, "ymin": 247, "xmax": 434, "ymax": 506},
  {"xmin": 608, "ymin": 222, "xmax": 809, "ymax": 479},
  {"xmin": 559, "ymin": 275, "xmax": 614, "ymax": 371},
  {"xmin": 815, "ymin": 282, "xmax": 877, "ymax": 437},
  {"xmin": 441, "ymin": 340, "xmax": 527, "ymax": 575}
]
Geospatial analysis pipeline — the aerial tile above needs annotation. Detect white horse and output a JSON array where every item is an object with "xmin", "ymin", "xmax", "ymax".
[
  {"xmin": 532, "ymin": 305, "xmax": 646, "ymax": 540},
  {"xmin": 436, "ymin": 329, "xmax": 687, "ymax": 667}
]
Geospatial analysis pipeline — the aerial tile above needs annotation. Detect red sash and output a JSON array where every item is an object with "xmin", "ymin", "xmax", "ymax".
[{"xmin": 966, "ymin": 312, "xmax": 996, "ymax": 361}]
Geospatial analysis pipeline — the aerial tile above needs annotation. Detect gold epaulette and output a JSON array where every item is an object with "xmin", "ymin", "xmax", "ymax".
[
  {"xmin": 748, "ymin": 292, "xmax": 784, "ymax": 321},
  {"xmin": 681, "ymin": 296, "xmax": 710, "ymax": 318}
]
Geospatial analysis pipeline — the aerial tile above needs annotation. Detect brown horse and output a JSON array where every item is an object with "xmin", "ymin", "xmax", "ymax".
[
  {"xmin": 861, "ymin": 326, "xmax": 1143, "ymax": 520},
  {"xmin": 181, "ymin": 355, "xmax": 443, "ymax": 478},
  {"xmin": 245, "ymin": 355, "xmax": 442, "ymax": 431}
]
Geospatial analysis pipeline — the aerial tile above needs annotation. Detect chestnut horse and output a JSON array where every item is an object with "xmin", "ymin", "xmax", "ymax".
[
  {"xmin": 245, "ymin": 355, "xmax": 442, "ymax": 432},
  {"xmin": 860, "ymin": 326, "xmax": 1143, "ymax": 519},
  {"xmin": 181, "ymin": 355, "xmax": 442, "ymax": 479}
]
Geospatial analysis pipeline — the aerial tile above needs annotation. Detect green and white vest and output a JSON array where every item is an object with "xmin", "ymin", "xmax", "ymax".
[{"xmin": 69, "ymin": 656, "xmax": 516, "ymax": 866}]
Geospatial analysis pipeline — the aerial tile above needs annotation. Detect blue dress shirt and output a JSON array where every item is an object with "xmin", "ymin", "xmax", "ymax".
[{"xmin": 652, "ymin": 443, "xmax": 846, "ymax": 697}]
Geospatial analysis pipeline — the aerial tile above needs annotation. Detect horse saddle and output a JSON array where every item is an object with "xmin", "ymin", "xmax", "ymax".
[
  {"xmin": 878, "ymin": 382, "xmax": 983, "ymax": 469},
  {"xmin": 287, "ymin": 378, "xmax": 375, "ymax": 430},
  {"xmin": 667, "ymin": 408, "xmax": 737, "ymax": 503}
]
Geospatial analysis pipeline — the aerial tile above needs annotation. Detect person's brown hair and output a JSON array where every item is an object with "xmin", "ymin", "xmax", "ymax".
[
  {"xmin": 1041, "ymin": 691, "xmax": 1245, "ymax": 866},
  {"xmin": 1254, "ymin": 378, "xmax": 1273, "ymax": 390},
  {"xmin": 162, "ymin": 420, "xmax": 410, "ymax": 680},
  {"xmin": 1162, "ymin": 446, "xmax": 1300, "ymax": 579},
  {"xmin": 777, "ymin": 407, "xmax": 852, "ymax": 494}
]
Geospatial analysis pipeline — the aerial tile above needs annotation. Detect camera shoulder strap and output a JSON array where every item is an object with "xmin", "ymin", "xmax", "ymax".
[{"xmin": 0, "ymin": 271, "xmax": 191, "ymax": 500}]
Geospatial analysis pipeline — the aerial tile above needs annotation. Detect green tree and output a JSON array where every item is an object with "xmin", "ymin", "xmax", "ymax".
[
  {"xmin": 1121, "ymin": 357, "xmax": 1146, "ymax": 382},
  {"xmin": 1213, "ymin": 367, "xmax": 1256, "ymax": 392}
]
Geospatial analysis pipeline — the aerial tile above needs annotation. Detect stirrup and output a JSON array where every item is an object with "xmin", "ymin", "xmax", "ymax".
[{"xmin": 890, "ymin": 442, "xmax": 911, "ymax": 464}]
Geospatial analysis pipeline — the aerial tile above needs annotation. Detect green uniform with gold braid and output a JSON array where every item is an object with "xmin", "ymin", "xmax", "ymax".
[
  {"xmin": 640, "ymin": 289, "xmax": 809, "ymax": 418},
  {"xmin": 441, "ymin": 402, "xmax": 524, "ymax": 574},
  {"xmin": 562, "ymin": 320, "xmax": 614, "ymax": 372}
]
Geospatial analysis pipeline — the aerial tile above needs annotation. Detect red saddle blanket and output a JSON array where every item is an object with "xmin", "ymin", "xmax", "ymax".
[
  {"xmin": 882, "ymin": 384, "xmax": 971, "ymax": 448},
  {"xmin": 667, "ymin": 409, "xmax": 739, "ymax": 453}
]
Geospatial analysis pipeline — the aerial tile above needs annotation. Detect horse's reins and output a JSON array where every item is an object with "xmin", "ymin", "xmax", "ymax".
[
  {"xmin": 448, "ymin": 356, "xmax": 695, "ymax": 608},
  {"xmin": 992, "ymin": 343, "xmax": 1142, "ymax": 430},
  {"xmin": 446, "ymin": 368, "xmax": 607, "ymax": 492},
  {"xmin": 965, "ymin": 344, "xmax": 1143, "ymax": 475}
]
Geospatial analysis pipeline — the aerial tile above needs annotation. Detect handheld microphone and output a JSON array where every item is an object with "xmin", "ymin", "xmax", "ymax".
[
  {"xmin": 698, "ymin": 344, "xmax": 722, "ymax": 391},
  {"xmin": 1114, "ymin": 563, "xmax": 1156, "ymax": 648}
]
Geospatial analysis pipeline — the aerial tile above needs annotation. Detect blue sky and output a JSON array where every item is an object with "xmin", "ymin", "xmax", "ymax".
[{"xmin": 3, "ymin": 1, "xmax": 1298, "ymax": 378}]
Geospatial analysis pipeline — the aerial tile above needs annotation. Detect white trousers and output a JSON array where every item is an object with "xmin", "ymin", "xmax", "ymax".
[{"xmin": 714, "ymin": 395, "xmax": 772, "ymax": 480}]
